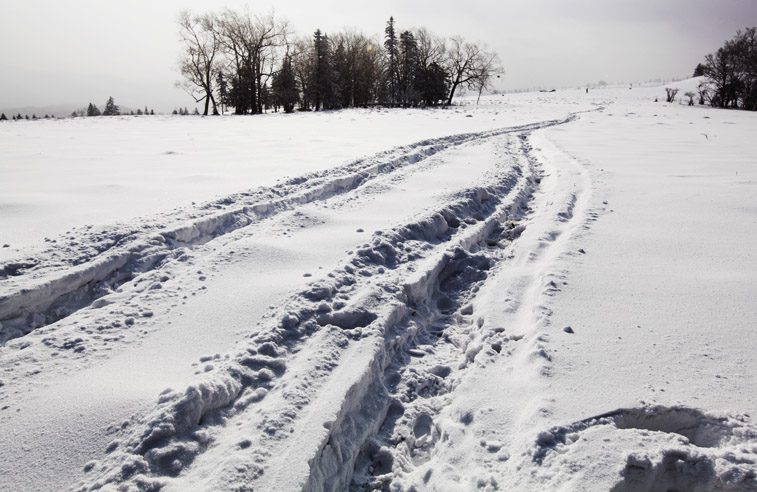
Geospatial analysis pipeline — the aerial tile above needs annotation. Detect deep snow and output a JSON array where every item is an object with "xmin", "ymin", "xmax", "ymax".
[{"xmin": 0, "ymin": 80, "xmax": 755, "ymax": 491}]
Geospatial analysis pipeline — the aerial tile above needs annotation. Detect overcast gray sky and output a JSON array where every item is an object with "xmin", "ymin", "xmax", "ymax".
[{"xmin": 1, "ymin": 0, "xmax": 755, "ymax": 113}]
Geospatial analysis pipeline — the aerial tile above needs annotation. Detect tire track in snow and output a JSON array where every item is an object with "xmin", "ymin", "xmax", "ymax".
[
  {"xmin": 0, "ymin": 118, "xmax": 573, "ymax": 346},
  {"xmin": 75, "ymin": 121, "xmax": 578, "ymax": 491}
]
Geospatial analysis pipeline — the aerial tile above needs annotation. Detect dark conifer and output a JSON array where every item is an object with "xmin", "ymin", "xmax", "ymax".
[
  {"xmin": 272, "ymin": 56, "xmax": 299, "ymax": 113},
  {"xmin": 103, "ymin": 97, "xmax": 120, "ymax": 116},
  {"xmin": 87, "ymin": 103, "xmax": 101, "ymax": 117},
  {"xmin": 384, "ymin": 17, "xmax": 399, "ymax": 105}
]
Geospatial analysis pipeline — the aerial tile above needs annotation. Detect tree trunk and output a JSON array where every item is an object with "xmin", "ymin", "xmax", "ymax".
[{"xmin": 446, "ymin": 80, "xmax": 460, "ymax": 106}]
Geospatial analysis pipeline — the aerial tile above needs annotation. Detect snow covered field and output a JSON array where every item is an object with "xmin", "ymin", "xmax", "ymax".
[{"xmin": 1, "ymin": 80, "xmax": 756, "ymax": 491}]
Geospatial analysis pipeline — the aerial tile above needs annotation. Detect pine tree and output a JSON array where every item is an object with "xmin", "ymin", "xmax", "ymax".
[
  {"xmin": 310, "ymin": 29, "xmax": 340, "ymax": 110},
  {"xmin": 87, "ymin": 103, "xmax": 101, "ymax": 117},
  {"xmin": 0, "ymin": 113, "xmax": 7, "ymax": 121},
  {"xmin": 216, "ymin": 72, "xmax": 228, "ymax": 115},
  {"xmin": 150, "ymin": 109, "xmax": 154, "ymax": 115},
  {"xmin": 137, "ymin": 108, "xmax": 143, "ymax": 115},
  {"xmin": 384, "ymin": 17, "xmax": 399, "ymax": 105},
  {"xmin": 103, "ymin": 96, "xmax": 120, "ymax": 116},
  {"xmin": 398, "ymin": 30, "xmax": 420, "ymax": 106},
  {"xmin": 193, "ymin": 107, "xmax": 200, "ymax": 115},
  {"xmin": 417, "ymin": 62, "xmax": 449, "ymax": 106},
  {"xmin": 272, "ymin": 56, "xmax": 299, "ymax": 113},
  {"xmin": 228, "ymin": 66, "xmax": 254, "ymax": 114}
]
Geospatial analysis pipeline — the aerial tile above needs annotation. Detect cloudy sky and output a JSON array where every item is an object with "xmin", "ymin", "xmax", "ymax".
[{"xmin": 1, "ymin": 0, "xmax": 755, "ymax": 113}]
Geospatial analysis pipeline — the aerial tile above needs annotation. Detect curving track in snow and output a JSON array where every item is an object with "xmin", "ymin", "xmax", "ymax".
[{"xmin": 41, "ymin": 115, "xmax": 582, "ymax": 491}]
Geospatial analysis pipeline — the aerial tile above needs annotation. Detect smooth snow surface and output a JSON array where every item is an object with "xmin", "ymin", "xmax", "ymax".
[{"xmin": 1, "ymin": 80, "xmax": 756, "ymax": 491}]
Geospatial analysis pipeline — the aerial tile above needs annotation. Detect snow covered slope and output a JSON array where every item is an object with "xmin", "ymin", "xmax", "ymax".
[{"xmin": 0, "ymin": 83, "xmax": 755, "ymax": 491}]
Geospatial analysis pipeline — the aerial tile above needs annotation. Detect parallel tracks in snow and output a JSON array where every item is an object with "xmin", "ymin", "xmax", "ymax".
[
  {"xmin": 0, "ymin": 118, "xmax": 572, "ymax": 346},
  {"xmin": 74, "ymin": 115, "xmax": 585, "ymax": 492}
]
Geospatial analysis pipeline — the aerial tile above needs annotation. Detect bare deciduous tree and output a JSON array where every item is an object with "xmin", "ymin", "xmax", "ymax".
[
  {"xmin": 214, "ymin": 9, "xmax": 290, "ymax": 114},
  {"xmin": 444, "ymin": 36, "xmax": 501, "ymax": 105},
  {"xmin": 177, "ymin": 10, "xmax": 221, "ymax": 115}
]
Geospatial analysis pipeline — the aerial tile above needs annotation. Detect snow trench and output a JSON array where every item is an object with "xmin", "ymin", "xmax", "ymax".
[
  {"xmin": 75, "ymin": 130, "xmax": 544, "ymax": 491},
  {"xmin": 0, "ymin": 118, "xmax": 573, "ymax": 346}
]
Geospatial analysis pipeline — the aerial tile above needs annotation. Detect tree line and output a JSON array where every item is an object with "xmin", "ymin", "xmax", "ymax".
[
  {"xmin": 696, "ymin": 27, "xmax": 756, "ymax": 110},
  {"xmin": 177, "ymin": 9, "xmax": 502, "ymax": 115}
]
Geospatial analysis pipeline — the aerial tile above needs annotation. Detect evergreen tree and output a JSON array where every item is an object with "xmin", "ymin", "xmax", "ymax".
[
  {"xmin": 25, "ymin": 115, "xmax": 29, "ymax": 120},
  {"xmin": 216, "ymin": 72, "xmax": 228, "ymax": 114},
  {"xmin": 272, "ymin": 56, "xmax": 299, "ymax": 113},
  {"xmin": 310, "ymin": 29, "xmax": 340, "ymax": 110},
  {"xmin": 228, "ymin": 66, "xmax": 254, "ymax": 114},
  {"xmin": 384, "ymin": 17, "xmax": 399, "ymax": 105},
  {"xmin": 150, "ymin": 109, "xmax": 154, "ymax": 115},
  {"xmin": 398, "ymin": 30, "xmax": 420, "ymax": 106},
  {"xmin": 87, "ymin": 103, "xmax": 101, "ymax": 117},
  {"xmin": 137, "ymin": 108, "xmax": 143, "ymax": 115},
  {"xmin": 417, "ymin": 62, "xmax": 449, "ymax": 106},
  {"xmin": 194, "ymin": 107, "xmax": 200, "ymax": 115},
  {"xmin": 145, "ymin": 106, "xmax": 149, "ymax": 115},
  {"xmin": 0, "ymin": 113, "xmax": 7, "ymax": 121},
  {"xmin": 172, "ymin": 109, "xmax": 178, "ymax": 115},
  {"xmin": 17, "ymin": 113, "xmax": 22, "ymax": 120},
  {"xmin": 103, "ymin": 96, "xmax": 120, "ymax": 116},
  {"xmin": 693, "ymin": 63, "xmax": 706, "ymax": 77}
]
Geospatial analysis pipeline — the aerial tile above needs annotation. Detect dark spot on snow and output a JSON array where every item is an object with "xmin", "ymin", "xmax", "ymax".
[
  {"xmin": 414, "ymin": 414, "xmax": 433, "ymax": 438},
  {"xmin": 429, "ymin": 365, "xmax": 451, "ymax": 378},
  {"xmin": 317, "ymin": 309, "xmax": 377, "ymax": 330},
  {"xmin": 239, "ymin": 439, "xmax": 252, "ymax": 449},
  {"xmin": 373, "ymin": 447, "xmax": 394, "ymax": 475},
  {"xmin": 563, "ymin": 326, "xmax": 574, "ymax": 334}
]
